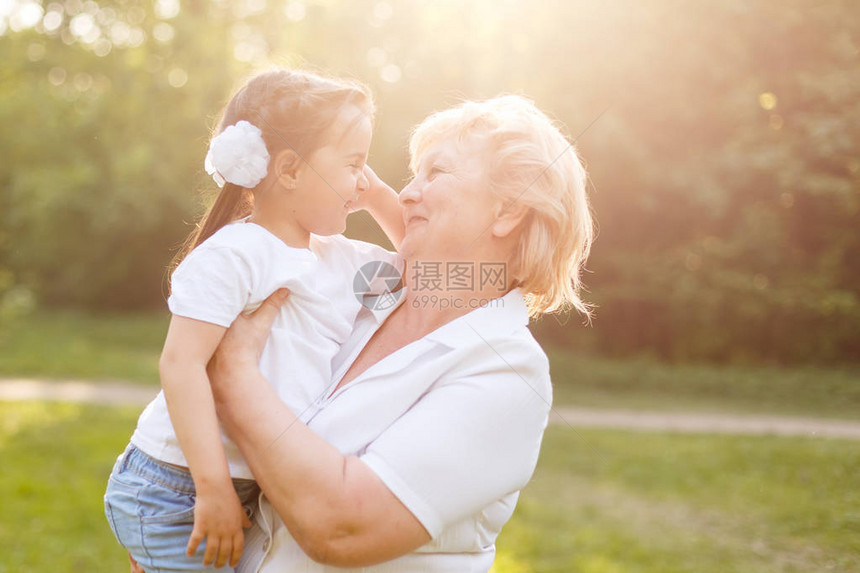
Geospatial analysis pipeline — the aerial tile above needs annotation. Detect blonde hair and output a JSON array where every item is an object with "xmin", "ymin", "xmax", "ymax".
[
  {"xmin": 409, "ymin": 95, "xmax": 594, "ymax": 319},
  {"xmin": 174, "ymin": 68, "xmax": 374, "ymax": 270}
]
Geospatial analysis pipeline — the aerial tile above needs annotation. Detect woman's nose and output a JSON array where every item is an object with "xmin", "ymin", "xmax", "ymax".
[{"xmin": 398, "ymin": 178, "xmax": 421, "ymax": 205}]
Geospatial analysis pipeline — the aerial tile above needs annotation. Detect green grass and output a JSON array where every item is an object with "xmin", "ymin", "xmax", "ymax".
[
  {"xmin": 2, "ymin": 402, "xmax": 857, "ymax": 573},
  {"xmin": 0, "ymin": 401, "xmax": 138, "ymax": 572},
  {"xmin": 1, "ymin": 310, "xmax": 858, "ymax": 419},
  {"xmin": 492, "ymin": 427, "xmax": 860, "ymax": 573},
  {"xmin": 547, "ymin": 350, "xmax": 860, "ymax": 420},
  {"xmin": 0, "ymin": 310, "xmax": 168, "ymax": 384}
]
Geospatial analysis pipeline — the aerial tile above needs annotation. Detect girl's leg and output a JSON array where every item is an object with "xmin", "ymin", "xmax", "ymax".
[{"xmin": 104, "ymin": 445, "xmax": 258, "ymax": 573}]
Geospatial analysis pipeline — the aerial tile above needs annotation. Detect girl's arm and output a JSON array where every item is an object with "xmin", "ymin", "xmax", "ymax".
[
  {"xmin": 208, "ymin": 293, "xmax": 430, "ymax": 567},
  {"xmin": 360, "ymin": 166, "xmax": 406, "ymax": 250},
  {"xmin": 159, "ymin": 316, "xmax": 251, "ymax": 569}
]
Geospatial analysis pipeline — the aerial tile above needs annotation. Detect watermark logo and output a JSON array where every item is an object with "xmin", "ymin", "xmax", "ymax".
[
  {"xmin": 354, "ymin": 261, "xmax": 510, "ymax": 311},
  {"xmin": 410, "ymin": 261, "xmax": 507, "ymax": 292},
  {"xmin": 353, "ymin": 261, "xmax": 403, "ymax": 311}
]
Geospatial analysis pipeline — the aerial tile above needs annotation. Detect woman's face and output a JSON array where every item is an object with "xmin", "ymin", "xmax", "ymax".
[{"xmin": 398, "ymin": 136, "xmax": 502, "ymax": 262}]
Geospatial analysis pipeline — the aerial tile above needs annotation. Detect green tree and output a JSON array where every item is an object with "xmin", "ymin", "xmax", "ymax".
[{"xmin": 1, "ymin": 0, "xmax": 857, "ymax": 364}]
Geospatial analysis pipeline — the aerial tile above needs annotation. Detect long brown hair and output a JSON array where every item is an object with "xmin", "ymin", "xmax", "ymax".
[{"xmin": 172, "ymin": 69, "xmax": 374, "ymax": 273}]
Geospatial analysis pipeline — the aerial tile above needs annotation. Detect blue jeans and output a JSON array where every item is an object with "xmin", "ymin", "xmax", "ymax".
[{"xmin": 104, "ymin": 444, "xmax": 260, "ymax": 573}]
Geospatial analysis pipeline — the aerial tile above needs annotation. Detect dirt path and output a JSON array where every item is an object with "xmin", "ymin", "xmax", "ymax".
[
  {"xmin": 549, "ymin": 407, "xmax": 860, "ymax": 439},
  {"xmin": 2, "ymin": 378, "xmax": 858, "ymax": 439},
  {"xmin": 0, "ymin": 378, "xmax": 159, "ymax": 406}
]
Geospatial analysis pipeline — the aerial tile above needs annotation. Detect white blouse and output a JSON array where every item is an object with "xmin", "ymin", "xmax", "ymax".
[
  {"xmin": 130, "ymin": 221, "xmax": 399, "ymax": 479},
  {"xmin": 239, "ymin": 288, "xmax": 553, "ymax": 573}
]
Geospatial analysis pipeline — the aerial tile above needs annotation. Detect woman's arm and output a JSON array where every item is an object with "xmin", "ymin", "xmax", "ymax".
[
  {"xmin": 160, "ymin": 316, "xmax": 251, "ymax": 568},
  {"xmin": 360, "ymin": 166, "xmax": 405, "ymax": 250},
  {"xmin": 208, "ymin": 292, "xmax": 430, "ymax": 567}
]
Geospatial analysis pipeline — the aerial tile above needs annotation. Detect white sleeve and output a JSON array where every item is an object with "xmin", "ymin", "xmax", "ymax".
[
  {"xmin": 359, "ymin": 342, "xmax": 551, "ymax": 538},
  {"xmin": 167, "ymin": 245, "xmax": 254, "ymax": 327}
]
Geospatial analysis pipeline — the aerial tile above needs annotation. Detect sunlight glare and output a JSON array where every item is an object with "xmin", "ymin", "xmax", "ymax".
[{"xmin": 758, "ymin": 92, "xmax": 777, "ymax": 110}]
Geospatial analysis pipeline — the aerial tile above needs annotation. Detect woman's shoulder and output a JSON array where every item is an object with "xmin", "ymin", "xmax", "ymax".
[
  {"xmin": 426, "ymin": 290, "xmax": 545, "ymax": 359},
  {"xmin": 457, "ymin": 327, "xmax": 551, "ymax": 392},
  {"xmin": 425, "ymin": 291, "xmax": 552, "ymax": 403}
]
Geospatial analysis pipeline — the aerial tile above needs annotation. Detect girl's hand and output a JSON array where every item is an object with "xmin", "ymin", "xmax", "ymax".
[
  {"xmin": 186, "ymin": 488, "xmax": 253, "ymax": 568},
  {"xmin": 354, "ymin": 165, "xmax": 405, "ymax": 249},
  {"xmin": 353, "ymin": 165, "xmax": 392, "ymax": 213}
]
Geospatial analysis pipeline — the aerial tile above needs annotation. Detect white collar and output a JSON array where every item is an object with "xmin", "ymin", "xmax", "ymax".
[
  {"xmin": 360, "ymin": 288, "xmax": 529, "ymax": 349},
  {"xmin": 420, "ymin": 289, "xmax": 530, "ymax": 349}
]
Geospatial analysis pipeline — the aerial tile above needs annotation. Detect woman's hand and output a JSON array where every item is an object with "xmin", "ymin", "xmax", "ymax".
[
  {"xmin": 131, "ymin": 300, "xmax": 271, "ymax": 573},
  {"xmin": 208, "ymin": 288, "xmax": 290, "ymax": 384},
  {"xmin": 206, "ymin": 287, "xmax": 428, "ymax": 567},
  {"xmin": 208, "ymin": 288, "xmax": 290, "ymax": 433}
]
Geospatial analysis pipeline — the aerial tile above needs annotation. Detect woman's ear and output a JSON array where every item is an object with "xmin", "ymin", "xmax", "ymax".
[
  {"xmin": 490, "ymin": 199, "xmax": 530, "ymax": 238},
  {"xmin": 273, "ymin": 148, "xmax": 302, "ymax": 190}
]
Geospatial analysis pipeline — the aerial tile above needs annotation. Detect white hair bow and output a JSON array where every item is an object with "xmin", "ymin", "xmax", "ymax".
[{"xmin": 204, "ymin": 120, "xmax": 270, "ymax": 188}]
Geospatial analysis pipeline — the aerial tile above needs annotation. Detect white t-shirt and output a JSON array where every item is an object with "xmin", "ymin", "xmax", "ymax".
[
  {"xmin": 239, "ymin": 288, "xmax": 552, "ymax": 572},
  {"xmin": 130, "ymin": 220, "xmax": 400, "ymax": 479}
]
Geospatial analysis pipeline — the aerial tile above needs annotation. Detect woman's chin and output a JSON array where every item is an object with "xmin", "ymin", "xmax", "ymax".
[{"xmin": 398, "ymin": 235, "xmax": 424, "ymax": 260}]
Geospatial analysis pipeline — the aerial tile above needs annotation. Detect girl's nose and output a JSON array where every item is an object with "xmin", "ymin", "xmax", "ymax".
[{"xmin": 356, "ymin": 170, "xmax": 369, "ymax": 193}]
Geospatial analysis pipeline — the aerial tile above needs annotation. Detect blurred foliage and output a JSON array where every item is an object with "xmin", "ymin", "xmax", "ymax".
[
  {"xmin": 0, "ymin": 0, "xmax": 858, "ymax": 364},
  {"xmin": 0, "ymin": 309, "xmax": 166, "ymax": 382}
]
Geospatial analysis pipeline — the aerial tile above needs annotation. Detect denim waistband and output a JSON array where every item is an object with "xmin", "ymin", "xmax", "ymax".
[{"xmin": 119, "ymin": 444, "xmax": 258, "ymax": 498}]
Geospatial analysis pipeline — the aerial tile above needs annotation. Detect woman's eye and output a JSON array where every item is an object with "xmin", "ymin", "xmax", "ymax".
[{"xmin": 427, "ymin": 166, "xmax": 446, "ymax": 180}]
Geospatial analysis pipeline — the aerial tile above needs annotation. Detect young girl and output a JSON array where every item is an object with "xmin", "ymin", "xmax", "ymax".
[{"xmin": 104, "ymin": 69, "xmax": 404, "ymax": 572}]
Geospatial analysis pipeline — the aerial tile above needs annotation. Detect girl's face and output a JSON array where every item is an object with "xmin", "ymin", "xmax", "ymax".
[{"xmin": 292, "ymin": 105, "xmax": 372, "ymax": 236}]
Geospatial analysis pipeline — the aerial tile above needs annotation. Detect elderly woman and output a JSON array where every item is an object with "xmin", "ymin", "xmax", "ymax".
[{"xmin": 136, "ymin": 94, "xmax": 592, "ymax": 572}]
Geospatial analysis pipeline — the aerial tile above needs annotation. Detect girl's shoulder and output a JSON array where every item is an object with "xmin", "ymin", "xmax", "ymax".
[
  {"xmin": 196, "ymin": 221, "xmax": 315, "ymax": 262},
  {"xmin": 199, "ymin": 220, "xmax": 277, "ymax": 252},
  {"xmin": 311, "ymin": 234, "xmax": 400, "ymax": 270}
]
